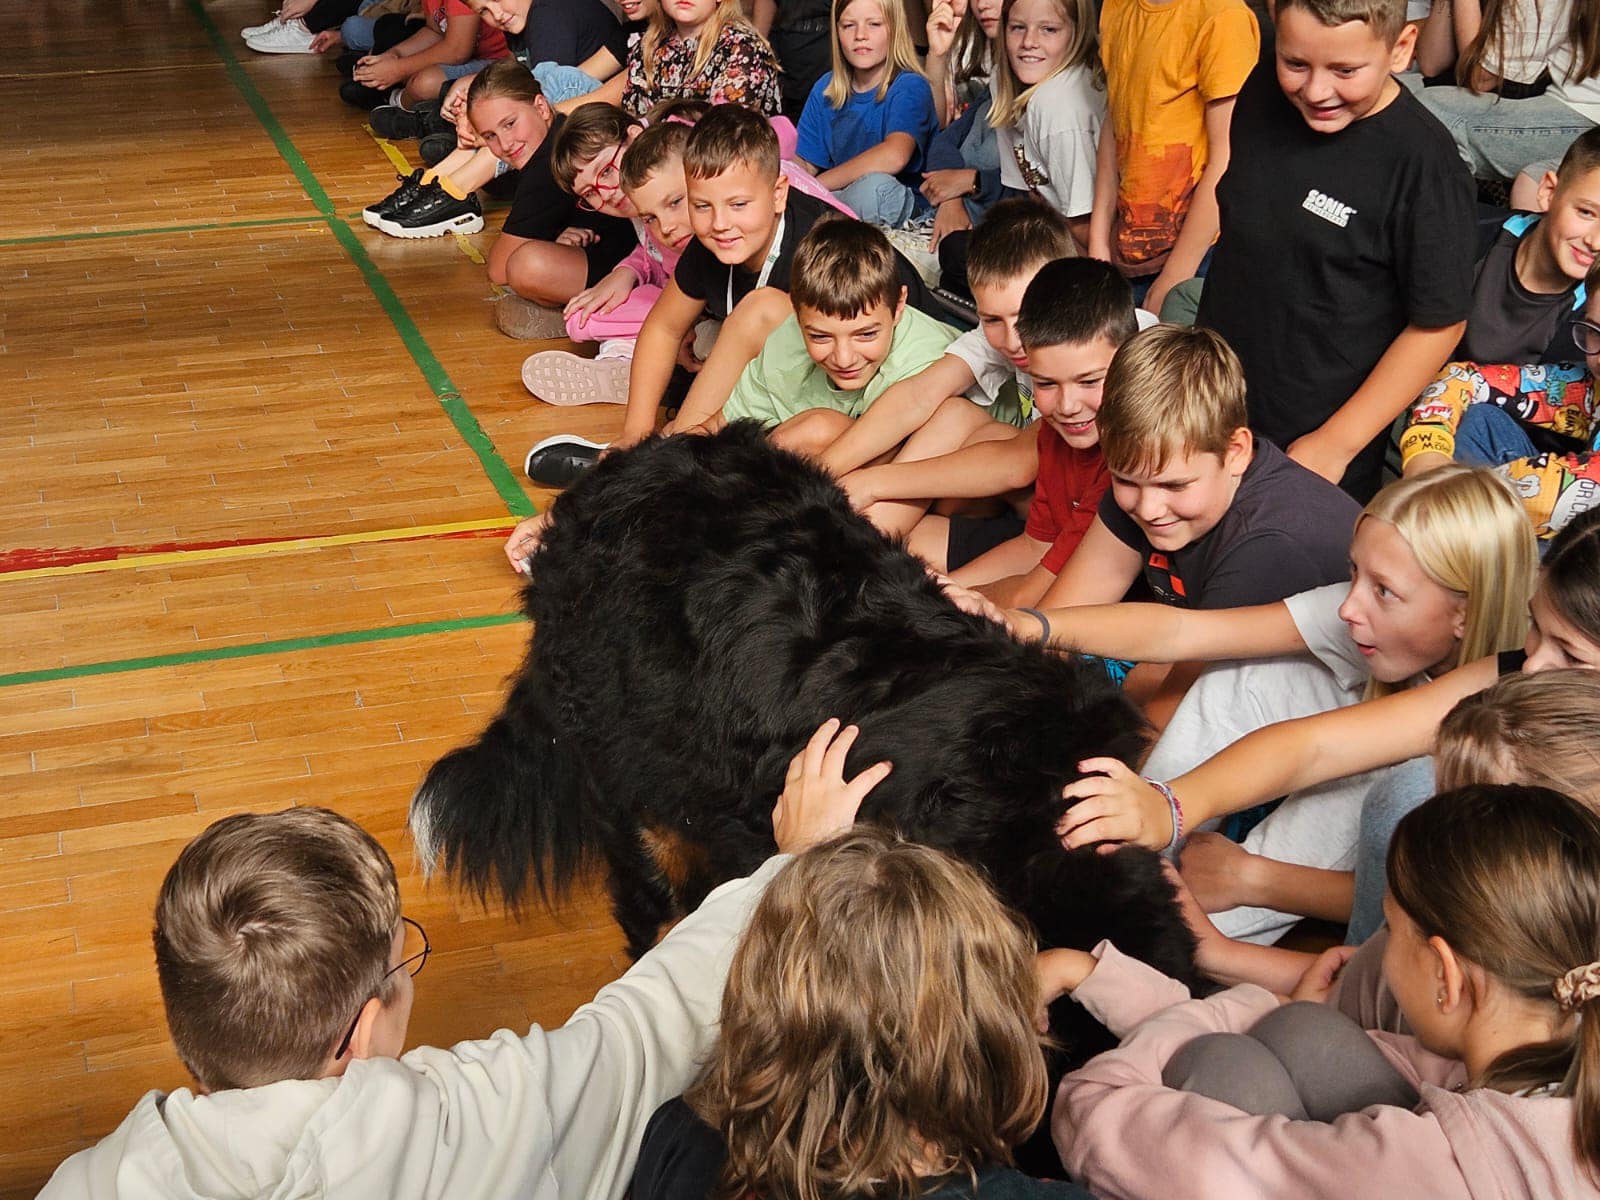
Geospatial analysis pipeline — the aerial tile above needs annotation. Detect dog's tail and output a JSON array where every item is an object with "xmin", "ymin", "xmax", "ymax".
[{"xmin": 409, "ymin": 679, "xmax": 595, "ymax": 911}]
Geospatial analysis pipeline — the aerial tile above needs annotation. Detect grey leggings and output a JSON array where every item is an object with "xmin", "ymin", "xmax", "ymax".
[{"xmin": 1162, "ymin": 1001, "xmax": 1417, "ymax": 1119}]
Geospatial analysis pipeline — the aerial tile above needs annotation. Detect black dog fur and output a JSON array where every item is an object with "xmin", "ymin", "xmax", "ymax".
[{"xmin": 412, "ymin": 423, "xmax": 1198, "ymax": 1069}]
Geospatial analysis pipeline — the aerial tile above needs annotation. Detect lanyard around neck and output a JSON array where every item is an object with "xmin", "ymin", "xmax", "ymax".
[{"xmin": 728, "ymin": 213, "xmax": 786, "ymax": 314}]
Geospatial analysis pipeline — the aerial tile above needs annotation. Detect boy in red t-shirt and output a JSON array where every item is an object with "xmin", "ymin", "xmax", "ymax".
[{"xmin": 950, "ymin": 258, "xmax": 1140, "ymax": 606}]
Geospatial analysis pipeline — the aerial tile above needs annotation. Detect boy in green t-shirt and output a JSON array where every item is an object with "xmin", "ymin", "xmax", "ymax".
[{"xmin": 713, "ymin": 218, "xmax": 958, "ymax": 457}]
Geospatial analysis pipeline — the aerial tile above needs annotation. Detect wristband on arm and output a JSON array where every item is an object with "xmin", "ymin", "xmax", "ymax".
[{"xmin": 1143, "ymin": 777, "xmax": 1183, "ymax": 854}]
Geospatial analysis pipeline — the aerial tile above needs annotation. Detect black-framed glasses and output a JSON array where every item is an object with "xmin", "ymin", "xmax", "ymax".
[
  {"xmin": 1572, "ymin": 317, "xmax": 1600, "ymax": 356},
  {"xmin": 332, "ymin": 916, "xmax": 430, "ymax": 1059},
  {"xmin": 574, "ymin": 145, "xmax": 625, "ymax": 212}
]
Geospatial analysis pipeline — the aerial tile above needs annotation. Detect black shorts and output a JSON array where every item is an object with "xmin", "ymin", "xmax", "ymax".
[
  {"xmin": 502, "ymin": 170, "xmax": 636, "ymax": 285},
  {"xmin": 946, "ymin": 510, "xmax": 1026, "ymax": 571}
]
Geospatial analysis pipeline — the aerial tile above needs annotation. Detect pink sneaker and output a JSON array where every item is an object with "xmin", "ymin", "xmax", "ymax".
[{"xmin": 521, "ymin": 350, "xmax": 630, "ymax": 406}]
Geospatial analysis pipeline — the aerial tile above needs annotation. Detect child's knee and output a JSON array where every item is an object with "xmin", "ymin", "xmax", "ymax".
[
  {"xmin": 835, "ymin": 173, "xmax": 915, "ymax": 227},
  {"xmin": 771, "ymin": 408, "xmax": 852, "ymax": 457}
]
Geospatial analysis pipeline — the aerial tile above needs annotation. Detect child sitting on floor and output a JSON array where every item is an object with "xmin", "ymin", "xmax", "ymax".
[
  {"xmin": 715, "ymin": 219, "xmax": 960, "ymax": 458},
  {"xmin": 1046, "ymin": 782, "xmax": 1600, "ymax": 1200},
  {"xmin": 632, "ymin": 827, "xmax": 1095, "ymax": 1199},
  {"xmin": 794, "ymin": 0, "xmax": 939, "ymax": 228},
  {"xmin": 37, "ymin": 724, "xmax": 870, "ymax": 1199}
]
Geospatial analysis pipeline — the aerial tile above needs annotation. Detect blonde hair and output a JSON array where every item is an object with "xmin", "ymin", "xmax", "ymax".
[
  {"xmin": 1388, "ymin": 784, "xmax": 1600, "ymax": 1180},
  {"xmin": 1437, "ymin": 670, "xmax": 1600, "ymax": 805},
  {"xmin": 154, "ymin": 808, "xmax": 401, "ymax": 1092},
  {"xmin": 641, "ymin": 0, "xmax": 762, "ymax": 91},
  {"xmin": 824, "ymin": 0, "xmax": 927, "ymax": 106},
  {"xmin": 1096, "ymin": 325, "xmax": 1247, "ymax": 478},
  {"xmin": 988, "ymin": 0, "xmax": 1098, "ymax": 128},
  {"xmin": 1358, "ymin": 465, "xmax": 1536, "ymax": 698},
  {"xmin": 685, "ymin": 828, "xmax": 1048, "ymax": 1200}
]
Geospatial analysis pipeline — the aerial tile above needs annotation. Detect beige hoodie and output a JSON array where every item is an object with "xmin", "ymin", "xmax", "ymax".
[{"xmin": 38, "ymin": 856, "xmax": 788, "ymax": 1200}]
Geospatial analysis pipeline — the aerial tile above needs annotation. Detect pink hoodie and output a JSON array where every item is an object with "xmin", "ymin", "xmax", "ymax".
[{"xmin": 1054, "ymin": 942, "xmax": 1600, "ymax": 1200}]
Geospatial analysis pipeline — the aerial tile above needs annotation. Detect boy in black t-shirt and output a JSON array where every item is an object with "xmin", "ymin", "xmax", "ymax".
[
  {"xmin": 1195, "ymin": 0, "xmax": 1476, "ymax": 502},
  {"xmin": 611, "ymin": 104, "xmax": 940, "ymax": 452},
  {"xmin": 1033, "ymin": 325, "xmax": 1359, "ymax": 716}
]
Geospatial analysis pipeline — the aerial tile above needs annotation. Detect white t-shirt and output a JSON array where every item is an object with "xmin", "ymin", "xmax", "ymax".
[
  {"xmin": 1484, "ymin": 0, "xmax": 1573, "ymax": 86},
  {"xmin": 946, "ymin": 326, "xmax": 1034, "ymax": 409},
  {"xmin": 996, "ymin": 64, "xmax": 1105, "ymax": 218},
  {"xmin": 1284, "ymin": 582, "xmax": 1369, "ymax": 691}
]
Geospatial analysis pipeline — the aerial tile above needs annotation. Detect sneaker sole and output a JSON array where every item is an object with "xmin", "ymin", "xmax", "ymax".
[
  {"xmin": 521, "ymin": 352, "xmax": 630, "ymax": 406},
  {"xmin": 376, "ymin": 212, "xmax": 485, "ymax": 239},
  {"xmin": 495, "ymin": 296, "xmax": 570, "ymax": 340},
  {"xmin": 245, "ymin": 40, "xmax": 316, "ymax": 52}
]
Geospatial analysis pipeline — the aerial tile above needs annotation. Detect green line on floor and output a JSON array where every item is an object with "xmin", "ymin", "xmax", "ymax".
[
  {"xmin": 182, "ymin": 0, "xmax": 535, "ymax": 518},
  {"xmin": 0, "ymin": 612, "xmax": 528, "ymax": 689}
]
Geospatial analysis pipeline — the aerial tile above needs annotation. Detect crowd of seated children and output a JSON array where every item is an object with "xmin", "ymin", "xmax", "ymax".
[
  {"xmin": 72, "ymin": 0, "xmax": 1600, "ymax": 1192},
  {"xmin": 1010, "ymin": 464, "xmax": 1537, "ymax": 943}
]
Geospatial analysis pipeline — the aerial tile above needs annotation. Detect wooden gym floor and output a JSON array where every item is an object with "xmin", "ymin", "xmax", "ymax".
[{"xmin": 0, "ymin": 2, "xmax": 632, "ymax": 1190}]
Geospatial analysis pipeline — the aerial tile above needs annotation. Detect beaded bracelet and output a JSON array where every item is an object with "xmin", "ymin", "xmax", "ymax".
[
  {"xmin": 1018, "ymin": 606, "xmax": 1051, "ymax": 642},
  {"xmin": 1143, "ymin": 777, "xmax": 1183, "ymax": 854}
]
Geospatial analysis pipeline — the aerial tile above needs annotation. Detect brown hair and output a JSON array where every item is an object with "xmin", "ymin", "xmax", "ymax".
[
  {"xmin": 1096, "ymin": 325, "xmax": 1247, "ymax": 477},
  {"xmin": 966, "ymin": 197, "xmax": 1075, "ymax": 292},
  {"xmin": 1015, "ymin": 257, "xmax": 1138, "ymax": 352},
  {"xmin": 465, "ymin": 57, "xmax": 543, "ymax": 116},
  {"xmin": 548, "ymin": 102, "xmax": 639, "ymax": 192},
  {"xmin": 154, "ymin": 807, "xmax": 401, "ymax": 1092},
  {"xmin": 1555, "ymin": 127, "xmax": 1600, "ymax": 190},
  {"xmin": 1543, "ymin": 507, "xmax": 1600, "ymax": 649},
  {"xmin": 683, "ymin": 103, "xmax": 781, "ymax": 182},
  {"xmin": 1388, "ymin": 784, "xmax": 1600, "ymax": 1179},
  {"xmin": 686, "ymin": 829, "xmax": 1048, "ymax": 1200},
  {"xmin": 1273, "ymin": 0, "xmax": 1408, "ymax": 44},
  {"xmin": 619, "ymin": 99, "xmax": 710, "ymax": 192},
  {"xmin": 988, "ymin": 0, "xmax": 1100, "ymax": 128},
  {"xmin": 1436, "ymin": 670, "xmax": 1600, "ymax": 803},
  {"xmin": 788, "ymin": 218, "xmax": 903, "ymax": 320},
  {"xmin": 1459, "ymin": 0, "xmax": 1600, "ymax": 92}
]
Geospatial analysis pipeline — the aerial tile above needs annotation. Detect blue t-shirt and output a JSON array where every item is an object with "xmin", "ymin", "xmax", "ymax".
[{"xmin": 795, "ymin": 69, "xmax": 939, "ymax": 187}]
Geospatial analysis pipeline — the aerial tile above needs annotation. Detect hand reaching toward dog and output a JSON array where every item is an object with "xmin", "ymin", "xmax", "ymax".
[
  {"xmin": 1289, "ymin": 945, "xmax": 1357, "ymax": 1005},
  {"xmin": 772, "ymin": 718, "xmax": 890, "ymax": 853},
  {"xmin": 504, "ymin": 512, "xmax": 552, "ymax": 576},
  {"xmin": 1034, "ymin": 947, "xmax": 1099, "ymax": 1031},
  {"xmin": 1058, "ymin": 758, "xmax": 1173, "ymax": 851}
]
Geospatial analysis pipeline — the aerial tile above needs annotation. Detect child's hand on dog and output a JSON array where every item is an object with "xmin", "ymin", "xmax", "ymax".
[
  {"xmin": 504, "ymin": 512, "xmax": 552, "ymax": 576},
  {"xmin": 772, "ymin": 718, "xmax": 890, "ymax": 853},
  {"xmin": 1058, "ymin": 759, "xmax": 1174, "ymax": 851}
]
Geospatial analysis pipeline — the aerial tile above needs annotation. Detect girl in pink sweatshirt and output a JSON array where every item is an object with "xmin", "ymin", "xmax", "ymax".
[{"xmin": 1044, "ymin": 782, "xmax": 1600, "ymax": 1200}]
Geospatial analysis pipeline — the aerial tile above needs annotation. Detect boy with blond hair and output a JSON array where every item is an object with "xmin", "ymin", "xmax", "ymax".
[
  {"xmin": 40, "ymin": 759, "xmax": 866, "ymax": 1199},
  {"xmin": 1036, "ymin": 324, "xmax": 1358, "ymax": 615},
  {"xmin": 1195, "ymin": 0, "xmax": 1476, "ymax": 500}
]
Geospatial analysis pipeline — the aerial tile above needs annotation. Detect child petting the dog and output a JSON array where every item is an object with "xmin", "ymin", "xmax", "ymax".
[
  {"xmin": 632, "ymin": 827, "xmax": 1096, "ymax": 1199},
  {"xmin": 38, "ymin": 723, "xmax": 875, "ymax": 1200},
  {"xmin": 717, "ymin": 219, "xmax": 959, "ymax": 456},
  {"xmin": 1047, "ymin": 783, "xmax": 1600, "ymax": 1200}
]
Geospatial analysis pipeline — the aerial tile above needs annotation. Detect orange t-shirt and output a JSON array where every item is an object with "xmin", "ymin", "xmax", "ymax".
[{"xmin": 1099, "ymin": 0, "xmax": 1257, "ymax": 273}]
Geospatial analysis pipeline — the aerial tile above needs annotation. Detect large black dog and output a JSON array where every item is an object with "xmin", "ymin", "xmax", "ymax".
[{"xmin": 412, "ymin": 423, "xmax": 1197, "ymax": 1062}]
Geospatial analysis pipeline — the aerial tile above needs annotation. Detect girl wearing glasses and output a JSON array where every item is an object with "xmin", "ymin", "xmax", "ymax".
[{"xmin": 1401, "ymin": 260, "xmax": 1600, "ymax": 544}]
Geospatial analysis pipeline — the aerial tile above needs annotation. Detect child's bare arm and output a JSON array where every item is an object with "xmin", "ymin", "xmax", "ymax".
[
  {"xmin": 1087, "ymin": 123, "xmax": 1118, "ymax": 263},
  {"xmin": 1289, "ymin": 321, "xmax": 1465, "ymax": 484},
  {"xmin": 1180, "ymin": 832, "xmax": 1354, "ymax": 924},
  {"xmin": 1035, "ymin": 516, "xmax": 1144, "ymax": 607},
  {"xmin": 819, "ymin": 355, "xmax": 980, "ymax": 476},
  {"xmin": 670, "ymin": 288, "xmax": 792, "ymax": 433},
  {"xmin": 845, "ymin": 426, "xmax": 1036, "ymax": 507},
  {"xmin": 1144, "ymin": 97, "xmax": 1236, "ymax": 317},
  {"xmin": 951, "ymin": 532, "xmax": 1049, "ymax": 587},
  {"xmin": 816, "ymin": 133, "xmax": 918, "ymax": 191},
  {"xmin": 621, "ymin": 281, "xmax": 705, "ymax": 449},
  {"xmin": 1007, "ymin": 597, "xmax": 1303, "ymax": 664}
]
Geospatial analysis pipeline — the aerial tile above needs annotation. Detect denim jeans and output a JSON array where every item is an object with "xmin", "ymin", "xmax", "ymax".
[
  {"xmin": 1347, "ymin": 756, "xmax": 1435, "ymax": 946},
  {"xmin": 1455, "ymin": 402, "xmax": 1539, "ymax": 466},
  {"xmin": 833, "ymin": 172, "xmax": 919, "ymax": 229},
  {"xmin": 1415, "ymin": 87, "xmax": 1596, "ymax": 179},
  {"xmin": 532, "ymin": 62, "xmax": 603, "ymax": 105}
]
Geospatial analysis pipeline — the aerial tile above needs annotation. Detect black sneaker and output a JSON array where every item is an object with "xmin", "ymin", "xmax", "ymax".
[
  {"xmin": 377, "ymin": 181, "xmax": 484, "ymax": 238},
  {"xmin": 335, "ymin": 50, "xmax": 360, "ymax": 77},
  {"xmin": 415, "ymin": 98, "xmax": 452, "ymax": 138},
  {"xmin": 361, "ymin": 169, "xmax": 424, "ymax": 229},
  {"xmin": 419, "ymin": 130, "xmax": 459, "ymax": 167},
  {"xmin": 524, "ymin": 435, "xmax": 607, "ymax": 488},
  {"xmin": 370, "ymin": 102, "xmax": 425, "ymax": 140},
  {"xmin": 340, "ymin": 79, "xmax": 390, "ymax": 110}
]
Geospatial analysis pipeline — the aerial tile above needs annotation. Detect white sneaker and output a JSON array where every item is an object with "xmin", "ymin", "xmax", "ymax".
[
  {"xmin": 521, "ymin": 350, "xmax": 631, "ymax": 406},
  {"xmin": 246, "ymin": 16, "xmax": 314, "ymax": 52},
  {"xmin": 241, "ymin": 12, "xmax": 282, "ymax": 37}
]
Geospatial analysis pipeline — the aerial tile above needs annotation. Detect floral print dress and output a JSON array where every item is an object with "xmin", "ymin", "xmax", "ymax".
[{"xmin": 623, "ymin": 22, "xmax": 783, "ymax": 117}]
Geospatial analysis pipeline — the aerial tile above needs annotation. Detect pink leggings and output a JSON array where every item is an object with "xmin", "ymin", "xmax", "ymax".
[{"xmin": 564, "ymin": 284, "xmax": 663, "ymax": 343}]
